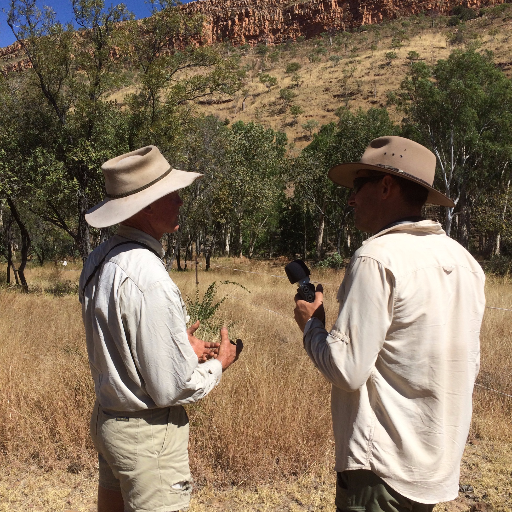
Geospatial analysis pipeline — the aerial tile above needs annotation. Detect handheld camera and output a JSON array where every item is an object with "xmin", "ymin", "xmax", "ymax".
[{"xmin": 285, "ymin": 259, "xmax": 315, "ymax": 303}]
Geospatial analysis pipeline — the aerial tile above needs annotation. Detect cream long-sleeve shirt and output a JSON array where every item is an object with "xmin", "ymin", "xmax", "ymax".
[
  {"xmin": 79, "ymin": 225, "xmax": 222, "ymax": 411},
  {"xmin": 303, "ymin": 220, "xmax": 485, "ymax": 504}
]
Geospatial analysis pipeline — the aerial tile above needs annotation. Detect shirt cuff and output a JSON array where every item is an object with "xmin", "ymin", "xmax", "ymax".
[
  {"xmin": 304, "ymin": 316, "xmax": 324, "ymax": 336},
  {"xmin": 200, "ymin": 358, "xmax": 223, "ymax": 384}
]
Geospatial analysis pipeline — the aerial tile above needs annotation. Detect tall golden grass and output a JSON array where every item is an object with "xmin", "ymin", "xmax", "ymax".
[{"xmin": 0, "ymin": 260, "xmax": 511, "ymax": 496}]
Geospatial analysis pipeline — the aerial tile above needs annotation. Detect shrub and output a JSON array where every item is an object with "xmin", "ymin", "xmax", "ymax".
[
  {"xmin": 268, "ymin": 50, "xmax": 280, "ymax": 63},
  {"xmin": 289, "ymin": 104, "xmax": 304, "ymax": 118},
  {"xmin": 317, "ymin": 253, "xmax": 345, "ymax": 270},
  {"xmin": 279, "ymin": 88, "xmax": 297, "ymax": 102},
  {"xmin": 329, "ymin": 55, "xmax": 342, "ymax": 66},
  {"xmin": 452, "ymin": 5, "xmax": 478, "ymax": 22},
  {"xmin": 186, "ymin": 281, "xmax": 248, "ymax": 336},
  {"xmin": 255, "ymin": 44, "xmax": 269, "ymax": 56},
  {"xmin": 285, "ymin": 62, "xmax": 301, "ymax": 73},
  {"xmin": 385, "ymin": 51, "xmax": 398, "ymax": 61},
  {"xmin": 482, "ymin": 255, "xmax": 512, "ymax": 276},
  {"xmin": 259, "ymin": 73, "xmax": 278, "ymax": 90}
]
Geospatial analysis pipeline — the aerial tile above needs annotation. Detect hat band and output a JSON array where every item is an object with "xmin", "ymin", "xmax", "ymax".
[
  {"xmin": 105, "ymin": 167, "xmax": 172, "ymax": 199},
  {"xmin": 372, "ymin": 164, "xmax": 432, "ymax": 189}
]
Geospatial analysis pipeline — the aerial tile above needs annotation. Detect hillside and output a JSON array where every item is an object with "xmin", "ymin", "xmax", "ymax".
[
  {"xmin": 192, "ymin": 4, "xmax": 512, "ymax": 151},
  {"xmin": 2, "ymin": 1, "xmax": 512, "ymax": 151}
]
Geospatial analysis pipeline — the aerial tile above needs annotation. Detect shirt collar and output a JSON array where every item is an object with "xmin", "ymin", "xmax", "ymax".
[
  {"xmin": 116, "ymin": 225, "xmax": 165, "ymax": 258},
  {"xmin": 377, "ymin": 216, "xmax": 425, "ymax": 233},
  {"xmin": 363, "ymin": 219, "xmax": 445, "ymax": 245}
]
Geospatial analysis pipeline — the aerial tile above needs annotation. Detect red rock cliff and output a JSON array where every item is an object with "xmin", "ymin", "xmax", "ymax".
[
  {"xmin": 182, "ymin": 0, "xmax": 506, "ymax": 45},
  {"xmin": 1, "ymin": 0, "xmax": 506, "ymax": 71}
]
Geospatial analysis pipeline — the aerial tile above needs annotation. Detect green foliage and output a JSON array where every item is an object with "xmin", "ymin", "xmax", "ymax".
[
  {"xmin": 259, "ymin": 73, "xmax": 278, "ymax": 90},
  {"xmin": 186, "ymin": 281, "xmax": 249, "ymax": 334},
  {"xmin": 289, "ymin": 104, "xmax": 304, "ymax": 118},
  {"xmin": 290, "ymin": 73, "xmax": 302, "ymax": 88},
  {"xmin": 255, "ymin": 44, "xmax": 269, "ymax": 56},
  {"xmin": 389, "ymin": 49, "xmax": 512, "ymax": 243},
  {"xmin": 301, "ymin": 119, "xmax": 319, "ymax": 138},
  {"xmin": 285, "ymin": 62, "xmax": 301, "ymax": 74},
  {"xmin": 483, "ymin": 256, "xmax": 512, "ymax": 276},
  {"xmin": 385, "ymin": 51, "xmax": 398, "ymax": 61},
  {"xmin": 268, "ymin": 50, "xmax": 280, "ymax": 63},
  {"xmin": 329, "ymin": 55, "xmax": 342, "ymax": 67},
  {"xmin": 279, "ymin": 88, "xmax": 297, "ymax": 102},
  {"xmin": 317, "ymin": 252, "xmax": 345, "ymax": 270},
  {"xmin": 452, "ymin": 6, "xmax": 478, "ymax": 23},
  {"xmin": 407, "ymin": 51, "xmax": 420, "ymax": 61}
]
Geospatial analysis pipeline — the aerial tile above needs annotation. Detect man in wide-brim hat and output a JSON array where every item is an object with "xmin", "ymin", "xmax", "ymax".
[
  {"xmin": 79, "ymin": 146, "xmax": 242, "ymax": 512},
  {"xmin": 293, "ymin": 136, "xmax": 485, "ymax": 512}
]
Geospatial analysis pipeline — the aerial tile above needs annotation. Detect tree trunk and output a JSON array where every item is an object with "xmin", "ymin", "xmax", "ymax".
[
  {"xmin": 445, "ymin": 206, "xmax": 454, "ymax": 237},
  {"xmin": 225, "ymin": 227, "xmax": 230, "ymax": 256},
  {"xmin": 495, "ymin": 178, "xmax": 511, "ymax": 256},
  {"xmin": 6, "ymin": 197, "xmax": 30, "ymax": 291},
  {"xmin": 238, "ymin": 225, "xmax": 243, "ymax": 258},
  {"xmin": 315, "ymin": 212, "xmax": 325, "ymax": 261}
]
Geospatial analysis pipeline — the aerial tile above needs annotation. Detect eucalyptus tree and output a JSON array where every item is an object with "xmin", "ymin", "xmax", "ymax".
[
  {"xmin": 224, "ymin": 121, "xmax": 287, "ymax": 258},
  {"xmin": 124, "ymin": 0, "xmax": 245, "ymax": 154},
  {"xmin": 291, "ymin": 107, "xmax": 398, "ymax": 259},
  {"xmin": 389, "ymin": 48, "xmax": 512, "ymax": 246},
  {"xmin": 7, "ymin": 0, "xmax": 132, "ymax": 261}
]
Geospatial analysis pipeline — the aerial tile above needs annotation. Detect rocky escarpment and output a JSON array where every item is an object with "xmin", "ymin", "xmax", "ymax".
[
  {"xmin": 0, "ymin": 0, "xmax": 507, "ymax": 72},
  {"xmin": 183, "ymin": 0, "xmax": 506, "ymax": 45}
]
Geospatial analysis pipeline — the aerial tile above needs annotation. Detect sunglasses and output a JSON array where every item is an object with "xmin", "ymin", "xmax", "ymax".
[{"xmin": 352, "ymin": 175, "xmax": 385, "ymax": 195}]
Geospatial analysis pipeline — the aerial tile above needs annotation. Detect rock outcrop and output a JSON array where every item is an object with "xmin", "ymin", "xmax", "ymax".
[
  {"xmin": 0, "ymin": 0, "xmax": 507, "ymax": 71},
  {"xmin": 183, "ymin": 0, "xmax": 506, "ymax": 46}
]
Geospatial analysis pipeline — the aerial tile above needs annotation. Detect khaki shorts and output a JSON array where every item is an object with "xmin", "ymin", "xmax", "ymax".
[{"xmin": 90, "ymin": 401, "xmax": 191, "ymax": 512}]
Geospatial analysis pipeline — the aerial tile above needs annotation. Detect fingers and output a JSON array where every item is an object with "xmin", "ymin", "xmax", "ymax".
[
  {"xmin": 187, "ymin": 320, "xmax": 200, "ymax": 335},
  {"xmin": 217, "ymin": 328, "xmax": 242, "ymax": 371},
  {"xmin": 314, "ymin": 284, "xmax": 324, "ymax": 306}
]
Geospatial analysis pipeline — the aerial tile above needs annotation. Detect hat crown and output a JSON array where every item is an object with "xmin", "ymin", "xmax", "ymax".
[
  {"xmin": 102, "ymin": 146, "xmax": 170, "ymax": 197},
  {"xmin": 361, "ymin": 136, "xmax": 436, "ymax": 187}
]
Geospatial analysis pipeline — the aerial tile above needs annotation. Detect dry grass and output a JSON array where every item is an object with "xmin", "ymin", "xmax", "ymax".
[{"xmin": 0, "ymin": 258, "xmax": 511, "ymax": 511}]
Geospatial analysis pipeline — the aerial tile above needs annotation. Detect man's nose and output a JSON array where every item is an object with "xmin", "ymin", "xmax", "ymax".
[{"xmin": 348, "ymin": 190, "xmax": 356, "ymax": 206}]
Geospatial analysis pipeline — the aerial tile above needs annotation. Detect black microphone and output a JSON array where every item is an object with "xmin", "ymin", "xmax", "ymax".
[{"xmin": 285, "ymin": 259, "xmax": 316, "ymax": 303}]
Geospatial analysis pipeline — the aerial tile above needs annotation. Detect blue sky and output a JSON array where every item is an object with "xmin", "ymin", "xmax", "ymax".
[{"xmin": 0, "ymin": 0, "xmax": 194, "ymax": 49}]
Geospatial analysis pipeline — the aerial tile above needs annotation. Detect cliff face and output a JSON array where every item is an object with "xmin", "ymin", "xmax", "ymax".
[
  {"xmin": 0, "ymin": 0, "xmax": 506, "ymax": 71},
  {"xmin": 182, "ymin": 0, "xmax": 505, "ymax": 46}
]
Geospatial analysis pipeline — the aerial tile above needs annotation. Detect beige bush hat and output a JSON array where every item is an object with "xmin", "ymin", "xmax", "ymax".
[
  {"xmin": 85, "ymin": 146, "xmax": 202, "ymax": 228},
  {"xmin": 328, "ymin": 136, "xmax": 454, "ymax": 207}
]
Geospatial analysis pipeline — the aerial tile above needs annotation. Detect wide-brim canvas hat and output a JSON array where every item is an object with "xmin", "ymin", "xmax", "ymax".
[
  {"xmin": 328, "ymin": 136, "xmax": 454, "ymax": 207},
  {"xmin": 85, "ymin": 146, "xmax": 202, "ymax": 228}
]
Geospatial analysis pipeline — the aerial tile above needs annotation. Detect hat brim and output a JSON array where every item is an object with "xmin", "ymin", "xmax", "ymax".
[
  {"xmin": 85, "ymin": 168, "xmax": 203, "ymax": 228},
  {"xmin": 328, "ymin": 163, "xmax": 455, "ymax": 208}
]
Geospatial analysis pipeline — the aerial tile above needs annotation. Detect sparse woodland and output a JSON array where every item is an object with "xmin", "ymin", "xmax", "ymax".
[
  {"xmin": 2, "ymin": 1, "xmax": 512, "ymax": 288},
  {"xmin": 1, "ymin": 2, "xmax": 512, "ymax": 511}
]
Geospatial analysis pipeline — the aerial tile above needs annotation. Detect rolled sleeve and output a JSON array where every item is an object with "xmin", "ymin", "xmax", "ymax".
[{"xmin": 304, "ymin": 256, "xmax": 393, "ymax": 391}]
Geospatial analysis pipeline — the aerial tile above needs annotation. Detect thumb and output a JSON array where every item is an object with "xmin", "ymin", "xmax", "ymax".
[
  {"xmin": 187, "ymin": 320, "xmax": 200, "ymax": 335},
  {"xmin": 220, "ymin": 326, "xmax": 229, "ymax": 344},
  {"xmin": 314, "ymin": 284, "xmax": 324, "ymax": 306}
]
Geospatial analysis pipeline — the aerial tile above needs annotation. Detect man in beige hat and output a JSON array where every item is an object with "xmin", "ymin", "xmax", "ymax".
[
  {"xmin": 79, "ymin": 146, "xmax": 242, "ymax": 512},
  {"xmin": 293, "ymin": 136, "xmax": 485, "ymax": 511}
]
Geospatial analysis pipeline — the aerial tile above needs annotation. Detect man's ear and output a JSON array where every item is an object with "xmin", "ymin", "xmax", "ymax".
[{"xmin": 381, "ymin": 175, "xmax": 397, "ymax": 199}]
